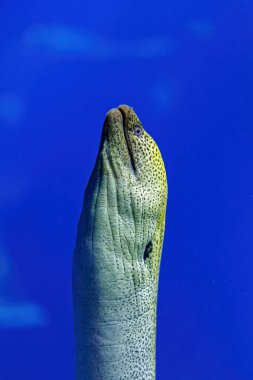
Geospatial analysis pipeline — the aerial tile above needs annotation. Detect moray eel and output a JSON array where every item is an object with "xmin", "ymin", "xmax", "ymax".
[{"xmin": 73, "ymin": 105, "xmax": 168, "ymax": 380}]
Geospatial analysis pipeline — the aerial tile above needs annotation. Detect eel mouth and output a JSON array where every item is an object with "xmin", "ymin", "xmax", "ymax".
[{"xmin": 118, "ymin": 105, "xmax": 136, "ymax": 173}]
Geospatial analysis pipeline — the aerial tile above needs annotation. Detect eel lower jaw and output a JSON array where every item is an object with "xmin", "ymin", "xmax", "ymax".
[{"xmin": 118, "ymin": 105, "xmax": 136, "ymax": 173}]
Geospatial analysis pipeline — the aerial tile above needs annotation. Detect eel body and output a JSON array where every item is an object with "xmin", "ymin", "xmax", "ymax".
[{"xmin": 73, "ymin": 105, "xmax": 168, "ymax": 380}]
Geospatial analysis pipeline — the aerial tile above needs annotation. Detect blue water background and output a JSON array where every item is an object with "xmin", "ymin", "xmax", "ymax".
[{"xmin": 0, "ymin": 0, "xmax": 252, "ymax": 379}]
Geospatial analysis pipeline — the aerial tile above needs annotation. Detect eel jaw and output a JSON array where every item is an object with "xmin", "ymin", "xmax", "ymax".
[{"xmin": 118, "ymin": 105, "xmax": 136, "ymax": 173}]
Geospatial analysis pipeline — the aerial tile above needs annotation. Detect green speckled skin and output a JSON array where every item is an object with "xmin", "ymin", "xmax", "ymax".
[{"xmin": 73, "ymin": 105, "xmax": 168, "ymax": 380}]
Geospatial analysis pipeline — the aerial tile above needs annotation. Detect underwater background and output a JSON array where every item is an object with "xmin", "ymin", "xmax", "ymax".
[{"xmin": 0, "ymin": 0, "xmax": 252, "ymax": 379}]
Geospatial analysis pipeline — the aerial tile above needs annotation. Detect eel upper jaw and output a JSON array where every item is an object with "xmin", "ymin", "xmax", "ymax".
[{"xmin": 118, "ymin": 106, "xmax": 136, "ymax": 173}]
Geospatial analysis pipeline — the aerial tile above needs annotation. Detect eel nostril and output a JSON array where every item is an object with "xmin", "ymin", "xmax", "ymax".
[{"xmin": 143, "ymin": 241, "xmax": 153, "ymax": 262}]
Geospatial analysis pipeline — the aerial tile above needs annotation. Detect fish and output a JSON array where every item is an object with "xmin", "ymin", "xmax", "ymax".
[{"xmin": 73, "ymin": 105, "xmax": 168, "ymax": 379}]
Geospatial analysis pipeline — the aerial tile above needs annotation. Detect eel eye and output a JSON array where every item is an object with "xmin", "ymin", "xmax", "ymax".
[{"xmin": 133, "ymin": 125, "xmax": 143, "ymax": 138}]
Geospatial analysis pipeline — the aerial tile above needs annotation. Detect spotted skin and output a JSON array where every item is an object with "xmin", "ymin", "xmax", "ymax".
[{"xmin": 73, "ymin": 105, "xmax": 168, "ymax": 380}]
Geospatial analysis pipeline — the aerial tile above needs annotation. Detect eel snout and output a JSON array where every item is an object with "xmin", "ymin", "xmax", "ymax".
[{"xmin": 104, "ymin": 105, "xmax": 136, "ymax": 172}]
